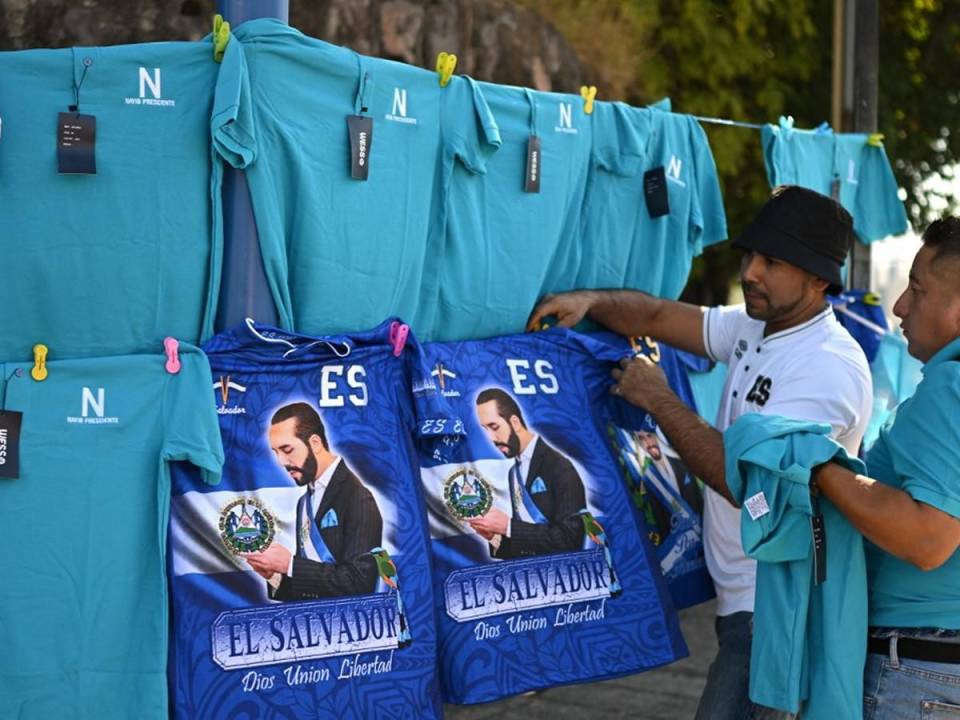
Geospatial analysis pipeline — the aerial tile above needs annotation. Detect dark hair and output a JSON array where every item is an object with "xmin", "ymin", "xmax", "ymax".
[
  {"xmin": 475, "ymin": 387, "xmax": 526, "ymax": 428},
  {"xmin": 921, "ymin": 217, "xmax": 960, "ymax": 263},
  {"xmin": 270, "ymin": 402, "xmax": 328, "ymax": 449}
]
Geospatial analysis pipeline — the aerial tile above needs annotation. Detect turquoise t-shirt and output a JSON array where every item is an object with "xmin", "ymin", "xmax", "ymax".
[
  {"xmin": 225, "ymin": 19, "xmax": 500, "ymax": 337},
  {"xmin": 0, "ymin": 346, "xmax": 223, "ymax": 720},
  {"xmin": 578, "ymin": 102, "xmax": 727, "ymax": 299},
  {"xmin": 865, "ymin": 335, "xmax": 960, "ymax": 628},
  {"xmin": 762, "ymin": 120, "xmax": 908, "ymax": 243},
  {"xmin": 431, "ymin": 82, "xmax": 593, "ymax": 340},
  {"xmin": 0, "ymin": 37, "xmax": 245, "ymax": 360},
  {"xmin": 725, "ymin": 414, "xmax": 867, "ymax": 719}
]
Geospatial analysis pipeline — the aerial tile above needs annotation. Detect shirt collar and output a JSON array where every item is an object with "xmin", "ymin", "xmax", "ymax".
[
  {"xmin": 924, "ymin": 335, "xmax": 960, "ymax": 373},
  {"xmin": 311, "ymin": 456, "xmax": 341, "ymax": 496},
  {"xmin": 517, "ymin": 435, "xmax": 539, "ymax": 465},
  {"xmin": 761, "ymin": 306, "xmax": 833, "ymax": 346}
]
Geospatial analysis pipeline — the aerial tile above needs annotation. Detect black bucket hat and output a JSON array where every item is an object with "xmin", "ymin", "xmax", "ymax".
[{"xmin": 733, "ymin": 185, "xmax": 854, "ymax": 293}]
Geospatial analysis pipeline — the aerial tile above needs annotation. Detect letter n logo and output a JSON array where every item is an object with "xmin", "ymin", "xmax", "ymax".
[
  {"xmin": 139, "ymin": 67, "xmax": 161, "ymax": 99},
  {"xmin": 559, "ymin": 102, "xmax": 573, "ymax": 129},
  {"xmin": 392, "ymin": 88, "xmax": 407, "ymax": 118},
  {"xmin": 81, "ymin": 387, "xmax": 105, "ymax": 418},
  {"xmin": 667, "ymin": 155, "xmax": 683, "ymax": 181}
]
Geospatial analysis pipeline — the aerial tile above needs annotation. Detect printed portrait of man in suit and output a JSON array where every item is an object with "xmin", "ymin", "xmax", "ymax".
[
  {"xmin": 469, "ymin": 388, "xmax": 586, "ymax": 560},
  {"xmin": 243, "ymin": 402, "xmax": 383, "ymax": 601},
  {"xmin": 636, "ymin": 428, "xmax": 704, "ymax": 543}
]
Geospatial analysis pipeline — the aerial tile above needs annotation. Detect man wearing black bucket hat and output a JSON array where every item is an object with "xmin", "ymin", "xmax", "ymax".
[{"xmin": 529, "ymin": 185, "xmax": 872, "ymax": 720}]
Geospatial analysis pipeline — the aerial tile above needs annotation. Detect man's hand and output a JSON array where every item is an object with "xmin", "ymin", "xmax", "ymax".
[
  {"xmin": 469, "ymin": 508, "xmax": 510, "ymax": 537},
  {"xmin": 243, "ymin": 543, "xmax": 293, "ymax": 579},
  {"xmin": 610, "ymin": 355, "xmax": 675, "ymax": 412},
  {"xmin": 527, "ymin": 291, "xmax": 597, "ymax": 331}
]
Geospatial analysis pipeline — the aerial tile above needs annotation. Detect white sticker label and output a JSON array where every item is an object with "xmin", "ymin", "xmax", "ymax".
[{"xmin": 744, "ymin": 491, "xmax": 771, "ymax": 521}]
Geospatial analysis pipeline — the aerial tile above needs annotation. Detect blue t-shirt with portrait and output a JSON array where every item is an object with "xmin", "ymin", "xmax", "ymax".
[
  {"xmin": 168, "ymin": 320, "xmax": 462, "ymax": 720},
  {"xmin": 224, "ymin": 19, "xmax": 500, "ymax": 338},
  {"xmin": 418, "ymin": 329, "xmax": 686, "ymax": 703}
]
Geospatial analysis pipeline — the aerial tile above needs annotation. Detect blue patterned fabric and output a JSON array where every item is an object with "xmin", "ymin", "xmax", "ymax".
[
  {"xmin": 418, "ymin": 329, "xmax": 686, "ymax": 703},
  {"xmin": 168, "ymin": 320, "xmax": 462, "ymax": 720}
]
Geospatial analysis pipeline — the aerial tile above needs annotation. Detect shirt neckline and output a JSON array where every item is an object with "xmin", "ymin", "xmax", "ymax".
[{"xmin": 760, "ymin": 306, "xmax": 833, "ymax": 346}]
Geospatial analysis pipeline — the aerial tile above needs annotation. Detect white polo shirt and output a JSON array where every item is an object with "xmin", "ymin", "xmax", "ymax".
[{"xmin": 702, "ymin": 304, "xmax": 872, "ymax": 616}]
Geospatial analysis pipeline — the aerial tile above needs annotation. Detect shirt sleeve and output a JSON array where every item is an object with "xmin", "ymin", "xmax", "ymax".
[
  {"xmin": 889, "ymin": 365, "xmax": 960, "ymax": 518},
  {"xmin": 162, "ymin": 345, "xmax": 224, "ymax": 485},
  {"xmin": 702, "ymin": 304, "xmax": 750, "ymax": 364},
  {"xmin": 402, "ymin": 334, "xmax": 466, "ymax": 464},
  {"xmin": 854, "ymin": 143, "xmax": 909, "ymax": 243},
  {"xmin": 689, "ymin": 116, "xmax": 727, "ymax": 249},
  {"xmin": 211, "ymin": 32, "xmax": 258, "ymax": 169},
  {"xmin": 445, "ymin": 76, "xmax": 501, "ymax": 174}
]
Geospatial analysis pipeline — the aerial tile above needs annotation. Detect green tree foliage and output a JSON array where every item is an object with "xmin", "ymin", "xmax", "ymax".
[{"xmin": 518, "ymin": 0, "xmax": 960, "ymax": 301}]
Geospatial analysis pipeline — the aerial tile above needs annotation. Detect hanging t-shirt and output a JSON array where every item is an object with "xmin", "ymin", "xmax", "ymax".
[
  {"xmin": 430, "ymin": 82, "xmax": 593, "ymax": 341},
  {"xmin": 168, "ymin": 320, "xmax": 461, "ymax": 720},
  {"xmin": 0, "ymin": 347, "xmax": 223, "ymax": 720},
  {"xmin": 578, "ymin": 102, "xmax": 727, "ymax": 298},
  {"xmin": 417, "ymin": 329, "xmax": 686, "ymax": 704},
  {"xmin": 829, "ymin": 290, "xmax": 889, "ymax": 363},
  {"xmin": 762, "ymin": 120, "xmax": 908, "ymax": 243},
  {"xmin": 0, "ymin": 37, "xmax": 245, "ymax": 360},
  {"xmin": 604, "ymin": 335, "xmax": 715, "ymax": 610},
  {"xmin": 223, "ymin": 19, "xmax": 500, "ymax": 337}
]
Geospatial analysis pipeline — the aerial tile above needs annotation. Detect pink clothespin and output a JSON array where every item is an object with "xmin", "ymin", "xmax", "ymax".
[
  {"xmin": 163, "ymin": 337, "xmax": 182, "ymax": 374},
  {"xmin": 389, "ymin": 322, "xmax": 410, "ymax": 357}
]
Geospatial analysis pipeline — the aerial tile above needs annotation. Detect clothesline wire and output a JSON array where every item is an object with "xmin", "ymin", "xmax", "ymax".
[{"xmin": 693, "ymin": 115, "xmax": 767, "ymax": 130}]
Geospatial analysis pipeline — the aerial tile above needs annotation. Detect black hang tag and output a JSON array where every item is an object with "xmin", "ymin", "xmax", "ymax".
[
  {"xmin": 811, "ymin": 512, "xmax": 827, "ymax": 585},
  {"xmin": 347, "ymin": 115, "xmax": 373, "ymax": 181},
  {"xmin": 0, "ymin": 411, "xmax": 23, "ymax": 479},
  {"xmin": 830, "ymin": 176, "xmax": 841, "ymax": 202},
  {"xmin": 524, "ymin": 135, "xmax": 541, "ymax": 193},
  {"xmin": 644, "ymin": 166, "xmax": 669, "ymax": 218},
  {"xmin": 57, "ymin": 112, "xmax": 96, "ymax": 174}
]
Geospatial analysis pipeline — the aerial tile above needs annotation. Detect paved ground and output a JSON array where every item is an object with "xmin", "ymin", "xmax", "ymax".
[{"xmin": 446, "ymin": 600, "xmax": 717, "ymax": 720}]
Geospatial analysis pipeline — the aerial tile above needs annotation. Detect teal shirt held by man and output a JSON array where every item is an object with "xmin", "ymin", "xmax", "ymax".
[
  {"xmin": 725, "ymin": 414, "xmax": 867, "ymax": 720},
  {"xmin": 865, "ymin": 335, "xmax": 960, "ymax": 629}
]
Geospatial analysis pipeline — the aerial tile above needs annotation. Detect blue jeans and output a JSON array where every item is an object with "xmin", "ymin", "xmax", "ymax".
[
  {"xmin": 864, "ymin": 630, "xmax": 960, "ymax": 719},
  {"xmin": 694, "ymin": 612, "xmax": 795, "ymax": 720}
]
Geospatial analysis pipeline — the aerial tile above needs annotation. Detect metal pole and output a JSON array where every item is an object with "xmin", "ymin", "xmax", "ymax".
[
  {"xmin": 213, "ymin": 0, "xmax": 288, "ymax": 332},
  {"xmin": 846, "ymin": 0, "xmax": 878, "ymax": 290}
]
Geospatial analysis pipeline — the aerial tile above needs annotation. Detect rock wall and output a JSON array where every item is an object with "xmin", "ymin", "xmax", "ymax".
[{"xmin": 0, "ymin": 0, "xmax": 584, "ymax": 91}]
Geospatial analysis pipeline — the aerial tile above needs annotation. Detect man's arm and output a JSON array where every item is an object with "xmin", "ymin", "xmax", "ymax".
[
  {"xmin": 612, "ymin": 356, "xmax": 735, "ymax": 506},
  {"xmin": 527, "ymin": 290, "xmax": 708, "ymax": 357},
  {"xmin": 814, "ymin": 463, "xmax": 960, "ymax": 571}
]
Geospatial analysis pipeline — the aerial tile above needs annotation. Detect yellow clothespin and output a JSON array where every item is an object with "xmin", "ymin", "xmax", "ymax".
[
  {"xmin": 436, "ymin": 52, "xmax": 457, "ymax": 87},
  {"xmin": 867, "ymin": 133, "xmax": 885, "ymax": 147},
  {"xmin": 580, "ymin": 85, "xmax": 597, "ymax": 115},
  {"xmin": 31, "ymin": 344, "xmax": 48, "ymax": 381},
  {"xmin": 212, "ymin": 14, "xmax": 231, "ymax": 64}
]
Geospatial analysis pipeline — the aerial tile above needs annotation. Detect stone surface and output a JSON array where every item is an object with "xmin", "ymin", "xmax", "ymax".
[{"xmin": 0, "ymin": 0, "xmax": 585, "ymax": 91}]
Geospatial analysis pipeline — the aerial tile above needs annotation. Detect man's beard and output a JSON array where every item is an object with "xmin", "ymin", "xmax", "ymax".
[
  {"xmin": 495, "ymin": 427, "xmax": 522, "ymax": 458},
  {"xmin": 286, "ymin": 451, "xmax": 319, "ymax": 487}
]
